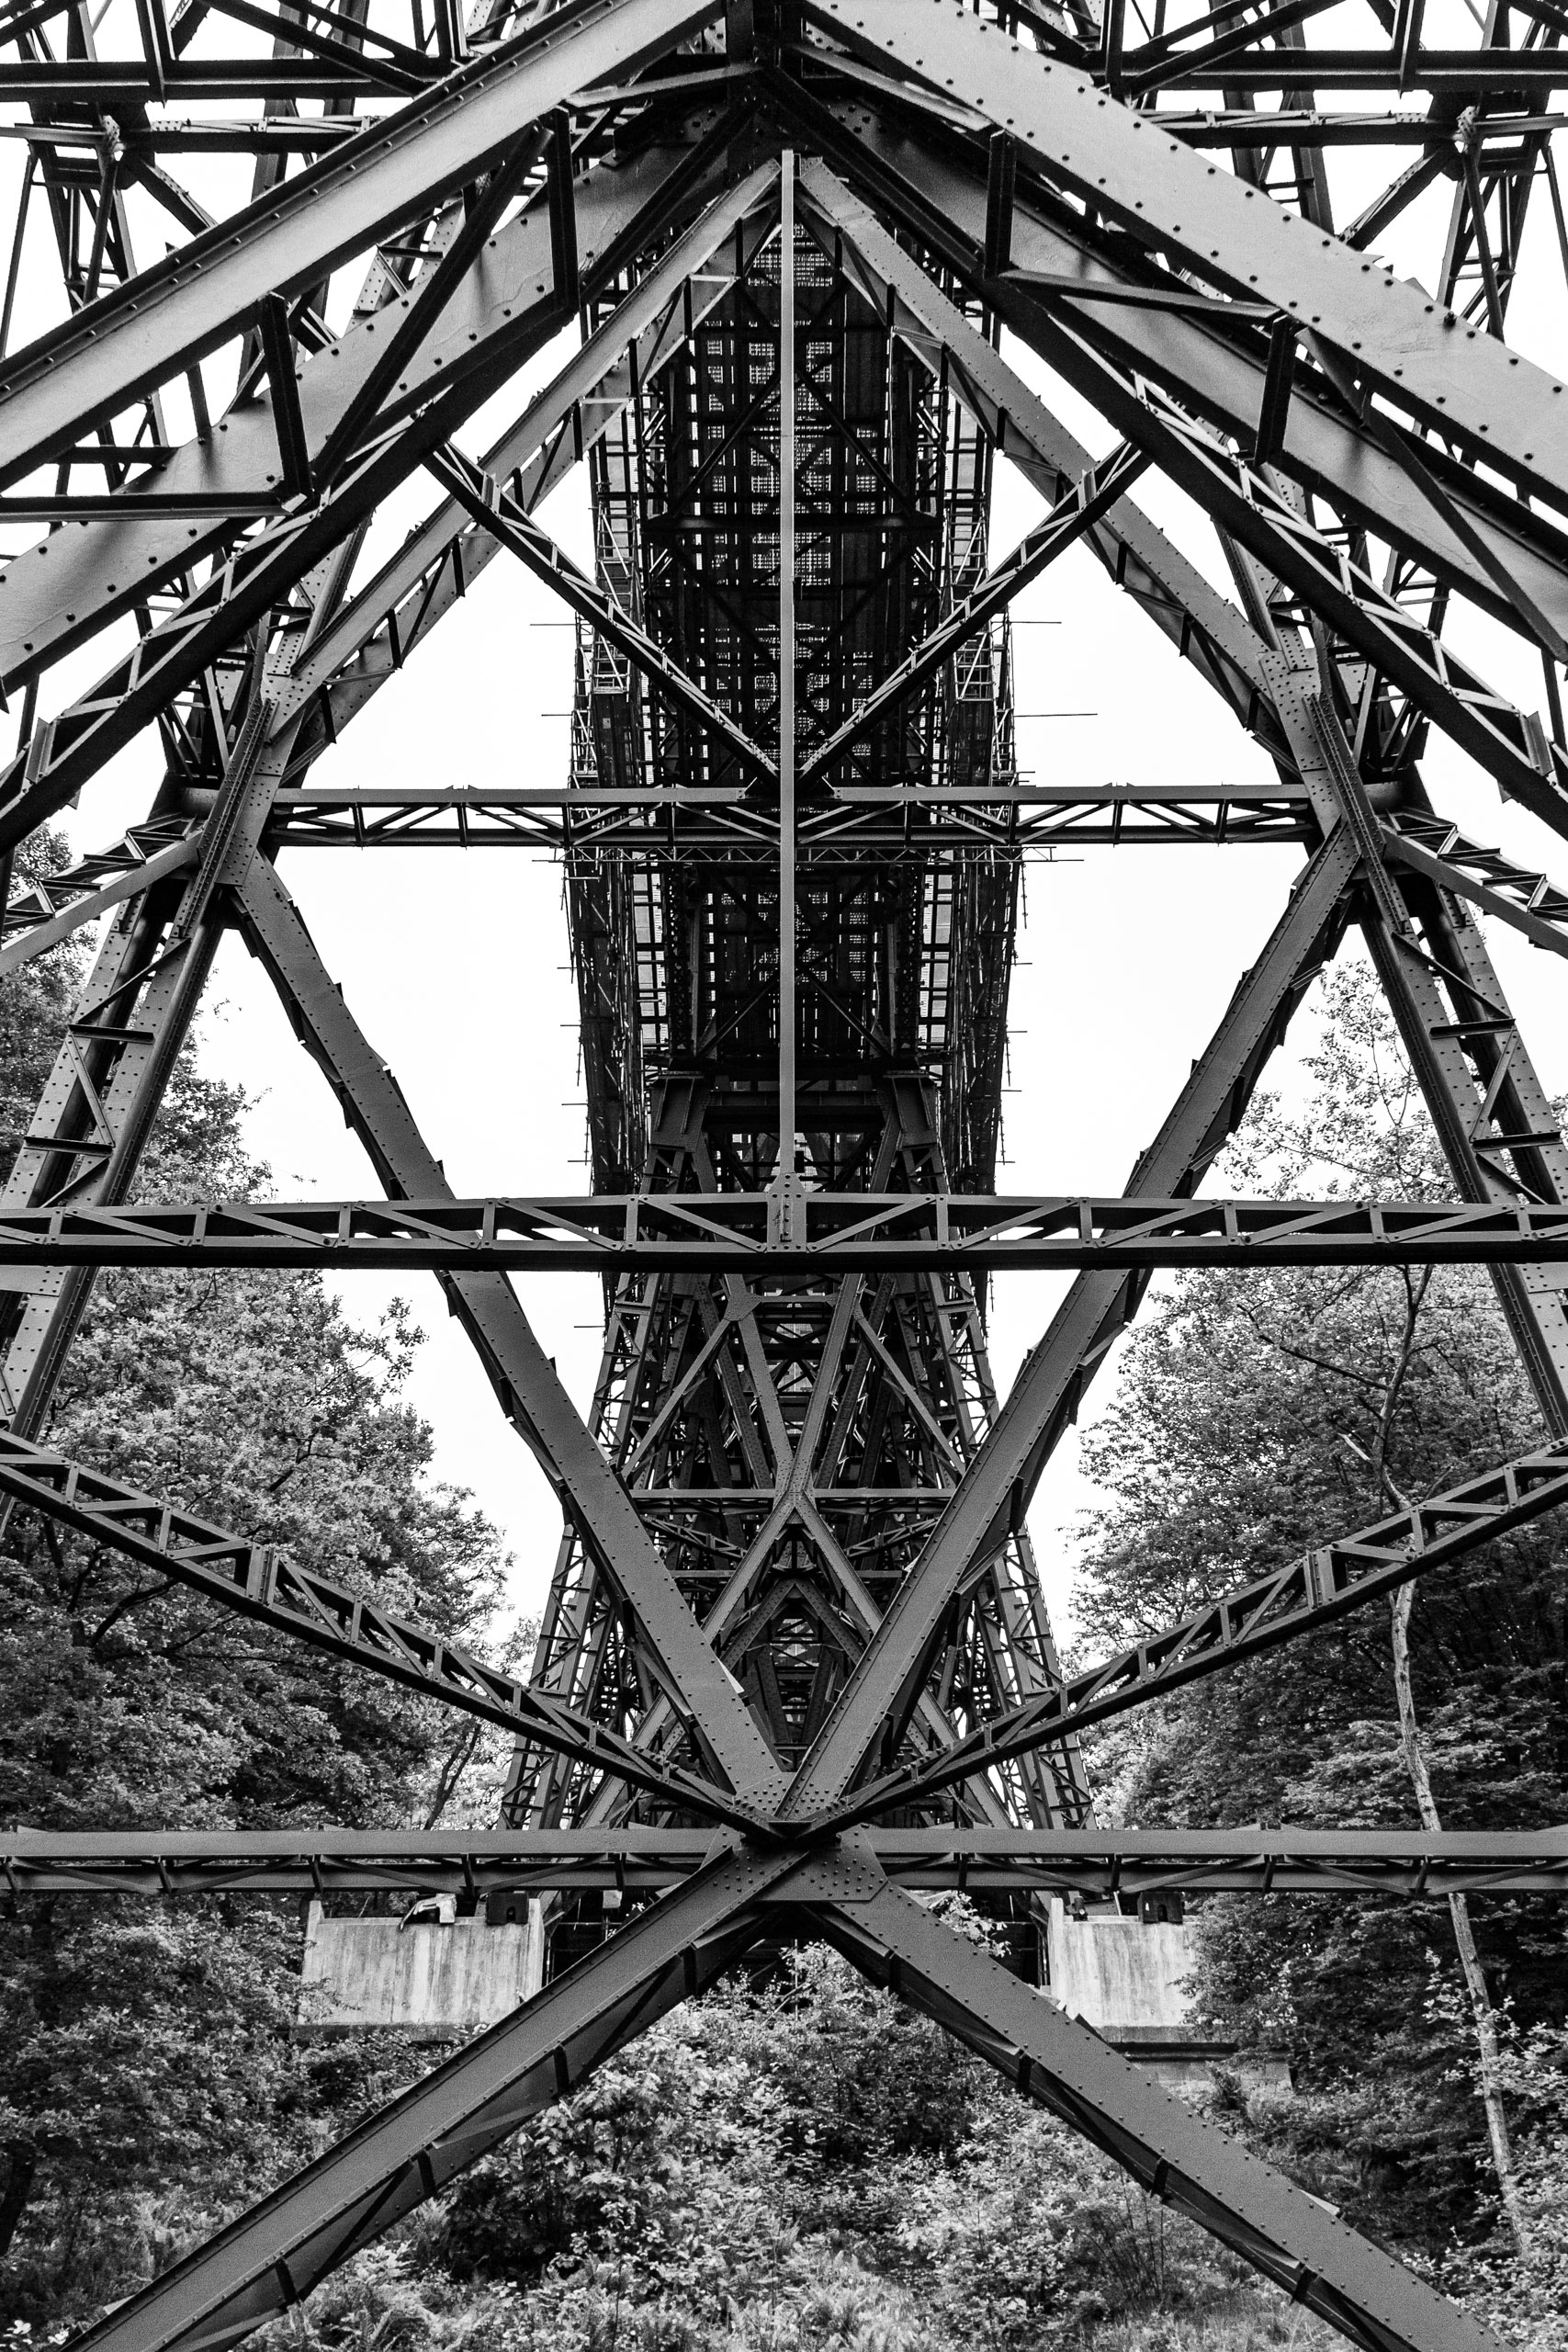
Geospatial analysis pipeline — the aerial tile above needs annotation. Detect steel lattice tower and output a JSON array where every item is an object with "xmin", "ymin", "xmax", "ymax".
[{"xmin": 0, "ymin": 3, "xmax": 1567, "ymax": 2347}]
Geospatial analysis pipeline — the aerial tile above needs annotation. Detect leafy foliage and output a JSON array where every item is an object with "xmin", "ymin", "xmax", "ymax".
[
  {"xmin": 3, "ymin": 897, "xmax": 1564, "ymax": 2352},
  {"xmin": 0, "ymin": 857, "xmax": 511, "ymax": 2317},
  {"xmin": 1072, "ymin": 958, "xmax": 1568, "ymax": 2301},
  {"xmin": 269, "ymin": 1950, "xmax": 1271, "ymax": 2352}
]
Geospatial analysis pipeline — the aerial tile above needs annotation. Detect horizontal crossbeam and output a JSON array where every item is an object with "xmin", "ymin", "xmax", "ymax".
[
  {"xmin": 254, "ymin": 779, "xmax": 1313, "ymax": 854},
  {"xmin": 817, "ymin": 1437, "xmax": 1568, "ymax": 1828},
  {"xmin": 8, "ymin": 1188, "xmax": 1568, "ymax": 1272},
  {"xmin": 6, "ymin": 1823, "xmax": 1565, "ymax": 1899}
]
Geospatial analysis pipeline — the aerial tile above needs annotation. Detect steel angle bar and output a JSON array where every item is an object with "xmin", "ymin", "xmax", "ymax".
[
  {"xmin": 0, "ymin": 0, "xmax": 716, "ymax": 491},
  {"xmin": 799, "ymin": 439, "xmax": 1151, "ymax": 787},
  {"xmin": 1118, "ymin": 49, "xmax": 1568, "ymax": 91},
  {"xmin": 292, "ymin": 130, "xmax": 546, "ymax": 495},
  {"xmin": 866, "ymin": 1826, "xmax": 1568, "ymax": 1899},
  {"xmin": 796, "ymin": 107, "xmax": 1568, "ymax": 662},
  {"xmin": 0, "ymin": 1825, "xmax": 722, "ymax": 1897},
  {"xmin": 813, "ymin": 1436, "xmax": 1568, "ymax": 1830},
  {"xmin": 792, "ymin": 159, "xmax": 1281, "ymax": 754},
  {"xmin": 0, "ymin": 827, "xmax": 199, "ymax": 977},
  {"xmin": 1380, "ymin": 811, "xmax": 1568, "ymax": 961},
  {"xmin": 267, "ymin": 156, "xmax": 780, "ymax": 740},
  {"xmin": 232, "ymin": 853, "xmax": 784, "ymax": 1804},
  {"xmin": 805, "ymin": 0, "xmax": 1568, "ymax": 521},
  {"xmin": 0, "ymin": 56, "xmax": 437, "ymax": 101},
  {"xmin": 0, "ymin": 352, "xmax": 541, "ymax": 855},
  {"xmin": 1022, "ymin": 328, "xmax": 1568, "ymax": 847},
  {"xmin": 9, "ymin": 1825, "xmax": 1568, "ymax": 1901},
  {"xmin": 183, "ymin": 0, "xmax": 432, "ymax": 94},
  {"xmin": 28, "ymin": 1186, "xmax": 1568, "ymax": 1269},
  {"xmin": 0, "ymin": 1430, "xmax": 757, "ymax": 1830},
  {"xmin": 779, "ymin": 828, "xmax": 1361, "ymax": 1814},
  {"xmin": 430, "ymin": 447, "xmax": 777, "ymax": 781},
  {"xmin": 819, "ymin": 1881, "xmax": 1500, "ymax": 2352},
  {"xmin": 1113, "ymin": 0, "xmax": 1346, "ymax": 92},
  {"xmin": 67, "ymin": 1846, "xmax": 789, "ymax": 2352},
  {"xmin": 270, "ymin": 785, "xmax": 745, "ymax": 812},
  {"xmin": 0, "ymin": 134, "xmax": 732, "ymax": 696}
]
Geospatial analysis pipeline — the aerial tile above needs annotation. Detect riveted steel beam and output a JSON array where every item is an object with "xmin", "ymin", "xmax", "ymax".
[
  {"xmin": 793, "ymin": 105, "xmax": 1568, "ymax": 661},
  {"xmin": 0, "ymin": 136, "xmax": 726, "ymax": 851},
  {"xmin": 26, "ymin": 1184, "xmax": 1568, "ymax": 1272},
  {"xmin": 265, "ymin": 155, "xmax": 780, "ymax": 749},
  {"xmin": 804, "ymin": 0, "xmax": 1568, "ymax": 517},
  {"xmin": 1380, "ymin": 812, "xmax": 1568, "ymax": 963},
  {"xmin": 0, "ymin": 1429, "xmax": 759, "ymax": 1829},
  {"xmin": 816, "ymin": 1435, "xmax": 1568, "ymax": 1826},
  {"xmin": 0, "ymin": 823, "xmax": 199, "ymax": 977},
  {"xmin": 6, "ymin": 1823, "xmax": 1567, "ymax": 1899},
  {"xmin": 0, "ymin": 133, "xmax": 741, "ymax": 697},
  {"xmin": 63, "ymin": 1846, "xmax": 789, "ymax": 2352},
  {"xmin": 781, "ymin": 830, "xmax": 1361, "ymax": 1815},
  {"xmin": 795, "ymin": 157, "xmax": 1283, "ymax": 760},
  {"xmin": 231, "ymin": 851, "xmax": 785, "ymax": 1804},
  {"xmin": 0, "ymin": 0, "xmax": 716, "ymax": 492},
  {"xmin": 818, "ymin": 1880, "xmax": 1499, "ymax": 2352}
]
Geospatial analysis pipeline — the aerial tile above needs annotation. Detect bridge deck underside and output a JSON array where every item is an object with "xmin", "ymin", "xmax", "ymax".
[{"xmin": 514, "ymin": 207, "xmax": 1084, "ymax": 1888}]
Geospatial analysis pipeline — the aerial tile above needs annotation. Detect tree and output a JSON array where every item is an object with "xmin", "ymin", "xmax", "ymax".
[
  {"xmin": 1071, "ymin": 958, "xmax": 1568, "ymax": 2273},
  {"xmin": 0, "ymin": 846, "xmax": 513, "ymax": 2319}
]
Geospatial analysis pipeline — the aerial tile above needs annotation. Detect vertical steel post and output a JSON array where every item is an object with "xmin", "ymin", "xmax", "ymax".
[{"xmin": 778, "ymin": 154, "xmax": 797, "ymax": 1168}]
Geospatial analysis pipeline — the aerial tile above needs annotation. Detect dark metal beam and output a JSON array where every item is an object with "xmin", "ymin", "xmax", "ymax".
[
  {"xmin": 264, "ymin": 154, "xmax": 779, "ymax": 748},
  {"xmin": 781, "ymin": 830, "xmax": 1360, "ymax": 1815},
  {"xmin": 231, "ymin": 852, "xmax": 785, "ymax": 1804},
  {"xmin": 7, "ymin": 1823, "xmax": 1566, "ymax": 1899},
  {"xmin": 819, "ymin": 1877, "xmax": 1498, "ymax": 2352},
  {"xmin": 815, "ymin": 1436, "xmax": 1568, "ymax": 1827},
  {"xmin": 0, "ymin": 136, "xmax": 741, "ymax": 697},
  {"xmin": 796, "ymin": 161, "xmax": 1285, "ymax": 763},
  {"xmin": 0, "ymin": 1430, "xmax": 758, "ymax": 1830},
  {"xmin": 0, "ymin": 0, "xmax": 716, "ymax": 491},
  {"xmin": 797, "ymin": 114, "xmax": 1568, "ymax": 662},
  {"xmin": 1381, "ymin": 811, "xmax": 1568, "ymax": 963},
  {"xmin": 64, "ymin": 1845, "xmax": 790, "ymax": 2352},
  {"xmin": 806, "ymin": 0, "xmax": 1568, "ymax": 515},
  {"xmin": 432, "ymin": 444, "xmax": 777, "ymax": 782},
  {"xmin": 19, "ymin": 1184, "xmax": 1568, "ymax": 1272}
]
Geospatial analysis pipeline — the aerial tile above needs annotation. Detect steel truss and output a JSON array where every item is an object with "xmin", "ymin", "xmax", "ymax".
[
  {"xmin": 10, "ymin": 1823, "xmax": 1568, "ymax": 1901},
  {"xmin": 2, "ymin": 3, "xmax": 1568, "ymax": 2348}
]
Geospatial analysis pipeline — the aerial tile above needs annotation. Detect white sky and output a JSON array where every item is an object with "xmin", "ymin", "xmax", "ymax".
[{"xmin": 24, "ymin": 0, "xmax": 1568, "ymax": 1654}]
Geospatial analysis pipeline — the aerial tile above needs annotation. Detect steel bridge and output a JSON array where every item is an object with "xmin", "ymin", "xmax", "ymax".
[{"xmin": 3, "ymin": 1, "xmax": 1568, "ymax": 2346}]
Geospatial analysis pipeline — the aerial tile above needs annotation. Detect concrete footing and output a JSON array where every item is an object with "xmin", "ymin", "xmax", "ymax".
[
  {"xmin": 1044, "ymin": 1898, "xmax": 1289, "ymax": 2095},
  {"xmin": 297, "ymin": 1900, "xmax": 546, "ymax": 2038}
]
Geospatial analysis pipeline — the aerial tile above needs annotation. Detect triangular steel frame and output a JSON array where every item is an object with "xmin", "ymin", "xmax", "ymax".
[{"xmin": 1, "ymin": 6, "xmax": 1567, "ymax": 2349}]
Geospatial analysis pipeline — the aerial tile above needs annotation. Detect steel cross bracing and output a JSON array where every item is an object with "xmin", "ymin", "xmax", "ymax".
[{"xmin": 4, "ymin": 3, "xmax": 1568, "ymax": 2347}]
